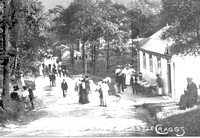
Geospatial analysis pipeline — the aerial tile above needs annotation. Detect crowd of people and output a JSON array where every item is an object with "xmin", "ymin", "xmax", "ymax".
[
  {"xmin": 114, "ymin": 64, "xmax": 164, "ymax": 96},
  {"xmin": 74, "ymin": 75, "xmax": 111, "ymax": 107},
  {"xmin": 9, "ymin": 56, "xmax": 198, "ymax": 112},
  {"xmin": 114, "ymin": 64, "xmax": 139, "ymax": 95},
  {"xmin": 10, "ymin": 85, "xmax": 35, "ymax": 112},
  {"xmin": 39, "ymin": 60, "xmax": 69, "ymax": 87}
]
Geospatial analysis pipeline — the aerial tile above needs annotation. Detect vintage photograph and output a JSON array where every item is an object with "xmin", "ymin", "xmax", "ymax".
[{"xmin": 0, "ymin": 0, "xmax": 199, "ymax": 137}]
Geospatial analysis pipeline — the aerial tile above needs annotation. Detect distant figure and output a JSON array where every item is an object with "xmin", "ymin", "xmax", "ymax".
[
  {"xmin": 45, "ymin": 66, "xmax": 49, "ymax": 77},
  {"xmin": 100, "ymin": 77, "xmax": 111, "ymax": 107},
  {"xmin": 156, "ymin": 74, "xmax": 163, "ymax": 95},
  {"xmin": 97, "ymin": 81, "xmax": 103, "ymax": 106},
  {"xmin": 39, "ymin": 64, "xmax": 43, "ymax": 76},
  {"xmin": 124, "ymin": 64, "xmax": 131, "ymax": 86},
  {"xmin": 20, "ymin": 74, "xmax": 26, "ymax": 88},
  {"xmin": 48, "ymin": 64, "xmax": 52, "ymax": 73},
  {"xmin": 28, "ymin": 87, "xmax": 35, "ymax": 109},
  {"xmin": 52, "ymin": 67, "xmax": 57, "ymax": 76},
  {"xmin": 79, "ymin": 78, "xmax": 89, "ymax": 104},
  {"xmin": 130, "ymin": 71, "xmax": 136, "ymax": 94},
  {"xmin": 22, "ymin": 86, "xmax": 31, "ymax": 110},
  {"xmin": 58, "ymin": 65, "xmax": 62, "ymax": 77},
  {"xmin": 49, "ymin": 73, "xmax": 53, "ymax": 86},
  {"xmin": 10, "ymin": 86, "xmax": 20, "ymax": 101},
  {"xmin": 115, "ymin": 65, "xmax": 124, "ymax": 93},
  {"xmin": 89, "ymin": 80, "xmax": 97, "ymax": 93},
  {"xmin": 179, "ymin": 77, "xmax": 198, "ymax": 110},
  {"xmin": 85, "ymin": 76, "xmax": 90, "ymax": 96},
  {"xmin": 51, "ymin": 73, "xmax": 56, "ymax": 86},
  {"xmin": 61, "ymin": 79, "xmax": 68, "ymax": 98}
]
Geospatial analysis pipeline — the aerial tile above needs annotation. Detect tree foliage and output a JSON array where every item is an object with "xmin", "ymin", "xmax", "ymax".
[
  {"xmin": 9, "ymin": 0, "xmax": 49, "ymax": 72},
  {"xmin": 49, "ymin": 0, "xmax": 161, "ymax": 73},
  {"xmin": 161, "ymin": 0, "xmax": 200, "ymax": 55}
]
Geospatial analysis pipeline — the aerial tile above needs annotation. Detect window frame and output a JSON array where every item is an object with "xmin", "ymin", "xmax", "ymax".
[
  {"xmin": 157, "ymin": 57, "xmax": 162, "ymax": 75},
  {"xmin": 149, "ymin": 54, "xmax": 153, "ymax": 72},
  {"xmin": 143, "ymin": 52, "xmax": 146, "ymax": 69}
]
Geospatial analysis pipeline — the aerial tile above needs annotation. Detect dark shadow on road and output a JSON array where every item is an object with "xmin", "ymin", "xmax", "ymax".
[
  {"xmin": 43, "ymin": 86, "xmax": 53, "ymax": 91},
  {"xmin": 15, "ymin": 110, "xmax": 49, "ymax": 126}
]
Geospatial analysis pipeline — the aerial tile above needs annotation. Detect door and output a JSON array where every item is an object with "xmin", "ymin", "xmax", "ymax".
[{"xmin": 167, "ymin": 62, "xmax": 172, "ymax": 95}]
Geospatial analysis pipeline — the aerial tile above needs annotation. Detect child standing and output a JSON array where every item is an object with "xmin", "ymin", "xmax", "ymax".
[{"xmin": 97, "ymin": 81, "xmax": 103, "ymax": 106}]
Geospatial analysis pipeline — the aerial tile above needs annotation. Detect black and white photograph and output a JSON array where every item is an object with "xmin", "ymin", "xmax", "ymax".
[{"xmin": 0, "ymin": 0, "xmax": 199, "ymax": 137}]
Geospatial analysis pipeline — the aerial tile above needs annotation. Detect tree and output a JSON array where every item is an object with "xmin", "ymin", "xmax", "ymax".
[
  {"xmin": 124, "ymin": 0, "xmax": 162, "ymax": 66},
  {"xmin": 9, "ymin": 0, "xmax": 48, "ymax": 73},
  {"xmin": 161, "ymin": 0, "xmax": 200, "ymax": 55},
  {"xmin": 98, "ymin": 1, "xmax": 127, "ymax": 72},
  {"xmin": 50, "ymin": 3, "xmax": 84, "ymax": 73},
  {"xmin": 0, "ymin": 0, "xmax": 48, "ymax": 108},
  {"xmin": 51, "ymin": 1, "xmax": 105, "ymax": 74}
]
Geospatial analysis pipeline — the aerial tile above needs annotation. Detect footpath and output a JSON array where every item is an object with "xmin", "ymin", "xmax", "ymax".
[{"xmin": 0, "ymin": 75, "xmax": 174, "ymax": 137}]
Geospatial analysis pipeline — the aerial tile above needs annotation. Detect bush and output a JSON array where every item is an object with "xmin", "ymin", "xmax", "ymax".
[
  {"xmin": 143, "ymin": 102, "xmax": 200, "ymax": 136},
  {"xmin": 0, "ymin": 107, "xmax": 19, "ymax": 126}
]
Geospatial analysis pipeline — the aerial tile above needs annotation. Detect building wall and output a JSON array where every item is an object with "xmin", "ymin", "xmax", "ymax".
[
  {"xmin": 139, "ymin": 50, "xmax": 170, "ymax": 96},
  {"xmin": 139, "ymin": 52, "xmax": 200, "ymax": 99},
  {"xmin": 172, "ymin": 55, "xmax": 200, "ymax": 99}
]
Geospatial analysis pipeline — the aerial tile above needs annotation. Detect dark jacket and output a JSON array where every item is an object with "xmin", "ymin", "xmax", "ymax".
[
  {"xmin": 10, "ymin": 91, "xmax": 20, "ymax": 101},
  {"xmin": 28, "ymin": 88, "xmax": 34, "ymax": 100},
  {"xmin": 186, "ymin": 82, "xmax": 198, "ymax": 99},
  {"xmin": 156, "ymin": 76, "xmax": 163, "ymax": 88},
  {"xmin": 61, "ymin": 82, "xmax": 68, "ymax": 90}
]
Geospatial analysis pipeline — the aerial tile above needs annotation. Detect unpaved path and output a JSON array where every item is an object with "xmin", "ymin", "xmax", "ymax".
[{"xmin": 0, "ymin": 76, "xmax": 155, "ymax": 137}]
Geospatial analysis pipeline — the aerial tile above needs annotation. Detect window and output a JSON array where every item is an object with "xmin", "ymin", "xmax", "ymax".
[
  {"xmin": 149, "ymin": 54, "xmax": 153, "ymax": 72},
  {"xmin": 157, "ymin": 57, "xmax": 162, "ymax": 75},
  {"xmin": 143, "ymin": 52, "xmax": 146, "ymax": 69}
]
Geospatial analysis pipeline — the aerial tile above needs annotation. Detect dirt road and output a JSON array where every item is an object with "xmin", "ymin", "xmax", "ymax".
[{"xmin": 0, "ymin": 76, "xmax": 155, "ymax": 137}]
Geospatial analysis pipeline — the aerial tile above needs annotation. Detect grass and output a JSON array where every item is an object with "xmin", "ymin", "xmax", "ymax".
[
  {"xmin": 0, "ymin": 74, "xmax": 36, "ymax": 127},
  {"xmin": 142, "ymin": 100, "xmax": 200, "ymax": 136}
]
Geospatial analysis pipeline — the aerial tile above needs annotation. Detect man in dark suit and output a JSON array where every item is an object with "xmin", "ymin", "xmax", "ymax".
[
  {"xmin": 61, "ymin": 79, "xmax": 68, "ymax": 97},
  {"xmin": 179, "ymin": 77, "xmax": 198, "ymax": 109}
]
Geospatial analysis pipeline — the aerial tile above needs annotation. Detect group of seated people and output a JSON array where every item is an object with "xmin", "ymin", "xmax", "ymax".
[{"xmin": 10, "ymin": 85, "xmax": 35, "ymax": 110}]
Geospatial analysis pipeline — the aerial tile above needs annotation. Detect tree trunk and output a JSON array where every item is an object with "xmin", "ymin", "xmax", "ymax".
[
  {"xmin": 91, "ymin": 42, "xmax": 94, "ymax": 67},
  {"xmin": 82, "ymin": 42, "xmax": 85, "ymax": 73},
  {"xmin": 106, "ymin": 39, "xmax": 110, "ymax": 72},
  {"xmin": 77, "ymin": 40, "xmax": 80, "ymax": 51},
  {"xmin": 70, "ymin": 43, "xmax": 75, "ymax": 73},
  {"xmin": 2, "ymin": 0, "xmax": 10, "ymax": 108},
  {"xmin": 131, "ymin": 37, "xmax": 134, "ymax": 65},
  {"xmin": 84, "ymin": 44, "xmax": 87, "ymax": 75},
  {"xmin": 93, "ymin": 41, "xmax": 96, "ymax": 75}
]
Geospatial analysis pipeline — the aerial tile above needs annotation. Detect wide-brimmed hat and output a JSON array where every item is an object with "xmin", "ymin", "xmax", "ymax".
[
  {"xmin": 13, "ymin": 85, "xmax": 19, "ymax": 90},
  {"xmin": 103, "ymin": 77, "xmax": 111, "ymax": 83}
]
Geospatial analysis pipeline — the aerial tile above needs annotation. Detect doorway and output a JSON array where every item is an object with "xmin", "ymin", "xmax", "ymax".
[{"xmin": 167, "ymin": 62, "xmax": 172, "ymax": 95}]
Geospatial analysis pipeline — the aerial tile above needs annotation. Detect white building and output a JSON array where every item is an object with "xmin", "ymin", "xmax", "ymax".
[{"xmin": 137, "ymin": 27, "xmax": 200, "ymax": 99}]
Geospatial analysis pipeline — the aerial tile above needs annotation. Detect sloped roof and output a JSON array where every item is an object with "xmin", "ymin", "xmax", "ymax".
[
  {"xmin": 139, "ymin": 27, "xmax": 173, "ymax": 56},
  {"xmin": 127, "ymin": 38, "xmax": 149, "ymax": 46}
]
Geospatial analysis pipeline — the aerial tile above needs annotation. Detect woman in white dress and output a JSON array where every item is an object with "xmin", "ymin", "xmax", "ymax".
[
  {"xmin": 101, "ymin": 77, "xmax": 111, "ymax": 107},
  {"xmin": 22, "ymin": 86, "xmax": 31, "ymax": 110}
]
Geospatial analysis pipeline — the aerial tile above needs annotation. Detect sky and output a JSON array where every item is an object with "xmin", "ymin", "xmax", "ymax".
[
  {"xmin": 38, "ymin": 0, "xmax": 74, "ymax": 12},
  {"xmin": 38, "ymin": 0, "xmax": 133, "ymax": 12}
]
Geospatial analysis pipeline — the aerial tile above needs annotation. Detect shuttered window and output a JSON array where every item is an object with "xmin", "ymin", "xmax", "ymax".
[
  {"xmin": 157, "ymin": 57, "xmax": 162, "ymax": 75},
  {"xmin": 149, "ymin": 54, "xmax": 153, "ymax": 72},
  {"xmin": 143, "ymin": 52, "xmax": 146, "ymax": 69}
]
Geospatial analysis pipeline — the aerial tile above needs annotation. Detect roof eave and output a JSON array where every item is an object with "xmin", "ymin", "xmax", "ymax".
[{"xmin": 137, "ymin": 47, "xmax": 172, "ymax": 60}]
